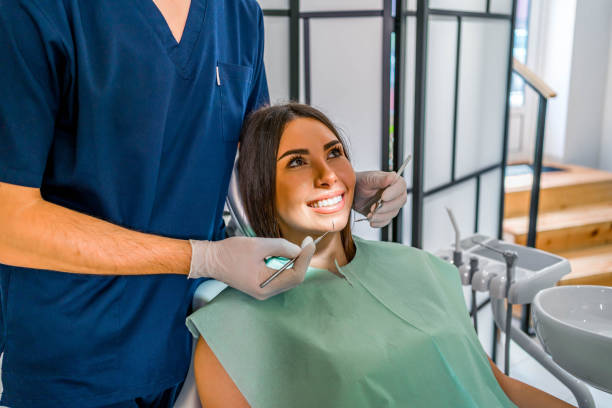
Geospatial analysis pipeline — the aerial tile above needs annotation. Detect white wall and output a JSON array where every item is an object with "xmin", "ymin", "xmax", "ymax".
[
  {"xmin": 564, "ymin": 0, "xmax": 612, "ymax": 168},
  {"xmin": 600, "ymin": 19, "xmax": 612, "ymax": 172},
  {"xmin": 532, "ymin": 0, "xmax": 577, "ymax": 162},
  {"xmin": 531, "ymin": 0, "xmax": 612, "ymax": 169}
]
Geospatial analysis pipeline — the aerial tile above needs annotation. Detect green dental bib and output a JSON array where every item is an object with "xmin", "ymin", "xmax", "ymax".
[{"xmin": 186, "ymin": 236, "xmax": 515, "ymax": 408}]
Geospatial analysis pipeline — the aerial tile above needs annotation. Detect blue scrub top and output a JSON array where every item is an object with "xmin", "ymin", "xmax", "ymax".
[{"xmin": 0, "ymin": 0, "xmax": 269, "ymax": 406}]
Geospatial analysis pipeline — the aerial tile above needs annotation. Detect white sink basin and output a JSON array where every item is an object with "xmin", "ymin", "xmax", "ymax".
[{"xmin": 533, "ymin": 285, "xmax": 612, "ymax": 393}]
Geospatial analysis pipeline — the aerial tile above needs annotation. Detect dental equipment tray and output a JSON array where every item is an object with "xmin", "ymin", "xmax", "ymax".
[{"xmin": 456, "ymin": 234, "xmax": 570, "ymax": 305}]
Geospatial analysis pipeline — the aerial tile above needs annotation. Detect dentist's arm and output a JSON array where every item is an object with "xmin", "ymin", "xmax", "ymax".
[
  {"xmin": 0, "ymin": 182, "xmax": 314, "ymax": 299},
  {"xmin": 0, "ymin": 182, "xmax": 191, "ymax": 276},
  {"xmin": 488, "ymin": 358, "xmax": 575, "ymax": 408}
]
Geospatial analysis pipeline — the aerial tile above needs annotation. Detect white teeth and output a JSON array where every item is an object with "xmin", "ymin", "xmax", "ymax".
[{"xmin": 310, "ymin": 195, "xmax": 342, "ymax": 208}]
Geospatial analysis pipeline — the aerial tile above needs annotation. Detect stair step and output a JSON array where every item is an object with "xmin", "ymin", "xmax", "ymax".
[
  {"xmin": 505, "ymin": 163, "xmax": 612, "ymax": 218},
  {"xmin": 503, "ymin": 203, "xmax": 612, "ymax": 252},
  {"xmin": 557, "ymin": 244, "xmax": 612, "ymax": 286}
]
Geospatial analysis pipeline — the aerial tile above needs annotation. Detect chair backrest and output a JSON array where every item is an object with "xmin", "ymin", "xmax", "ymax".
[{"xmin": 225, "ymin": 153, "xmax": 256, "ymax": 238}]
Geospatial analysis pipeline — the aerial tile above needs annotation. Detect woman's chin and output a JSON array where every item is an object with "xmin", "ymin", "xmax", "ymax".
[
  {"xmin": 290, "ymin": 222, "xmax": 345, "ymax": 238},
  {"xmin": 310, "ymin": 215, "xmax": 349, "ymax": 233},
  {"xmin": 283, "ymin": 210, "xmax": 350, "ymax": 237}
]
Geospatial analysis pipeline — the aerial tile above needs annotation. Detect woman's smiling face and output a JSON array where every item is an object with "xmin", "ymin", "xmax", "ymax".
[{"xmin": 275, "ymin": 117, "xmax": 355, "ymax": 240}]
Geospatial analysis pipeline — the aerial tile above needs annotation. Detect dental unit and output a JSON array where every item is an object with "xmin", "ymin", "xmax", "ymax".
[
  {"xmin": 445, "ymin": 208, "xmax": 481, "ymax": 334},
  {"xmin": 470, "ymin": 236, "xmax": 517, "ymax": 377},
  {"xmin": 438, "ymin": 209, "xmax": 612, "ymax": 408}
]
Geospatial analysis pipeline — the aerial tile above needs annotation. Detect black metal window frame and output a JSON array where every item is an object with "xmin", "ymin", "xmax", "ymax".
[
  {"xmin": 408, "ymin": 0, "xmax": 517, "ymax": 248},
  {"xmin": 261, "ymin": 0, "xmax": 517, "ymax": 247}
]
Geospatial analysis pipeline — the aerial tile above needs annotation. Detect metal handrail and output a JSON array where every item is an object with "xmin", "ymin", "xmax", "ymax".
[
  {"xmin": 512, "ymin": 58, "xmax": 557, "ymax": 99},
  {"xmin": 511, "ymin": 58, "xmax": 558, "ymax": 333}
]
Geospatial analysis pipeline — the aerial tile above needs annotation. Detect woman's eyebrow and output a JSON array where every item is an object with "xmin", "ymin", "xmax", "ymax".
[
  {"xmin": 277, "ymin": 148, "xmax": 309, "ymax": 161},
  {"xmin": 324, "ymin": 140, "xmax": 340, "ymax": 150},
  {"xmin": 277, "ymin": 140, "xmax": 340, "ymax": 161}
]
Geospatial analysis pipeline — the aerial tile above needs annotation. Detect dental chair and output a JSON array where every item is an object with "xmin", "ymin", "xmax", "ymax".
[
  {"xmin": 175, "ymin": 158, "xmax": 608, "ymax": 408},
  {"xmin": 174, "ymin": 157, "xmax": 251, "ymax": 408}
]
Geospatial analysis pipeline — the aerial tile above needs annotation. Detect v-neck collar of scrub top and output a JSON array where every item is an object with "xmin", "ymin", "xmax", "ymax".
[{"xmin": 137, "ymin": 0, "xmax": 208, "ymax": 77}]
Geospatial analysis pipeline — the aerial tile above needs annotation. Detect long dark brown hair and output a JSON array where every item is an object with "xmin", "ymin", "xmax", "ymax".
[{"xmin": 238, "ymin": 103, "xmax": 355, "ymax": 259}]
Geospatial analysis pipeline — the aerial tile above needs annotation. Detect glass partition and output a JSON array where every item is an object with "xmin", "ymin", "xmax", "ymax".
[
  {"xmin": 455, "ymin": 18, "xmax": 510, "ymax": 179},
  {"xmin": 478, "ymin": 168, "xmax": 502, "ymax": 237},
  {"xmin": 429, "ymin": 0, "xmax": 486, "ymax": 12},
  {"xmin": 423, "ymin": 179, "xmax": 476, "ymax": 251},
  {"xmin": 405, "ymin": 1, "xmax": 515, "ymax": 248},
  {"xmin": 300, "ymin": 0, "xmax": 383, "ymax": 12},
  {"xmin": 423, "ymin": 16, "xmax": 457, "ymax": 191},
  {"xmin": 490, "ymin": 0, "xmax": 513, "ymax": 14},
  {"xmin": 402, "ymin": 16, "xmax": 417, "ymax": 191},
  {"xmin": 263, "ymin": 17, "xmax": 291, "ymax": 102}
]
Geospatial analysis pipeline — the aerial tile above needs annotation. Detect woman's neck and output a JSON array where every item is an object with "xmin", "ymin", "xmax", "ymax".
[
  {"xmin": 282, "ymin": 230, "xmax": 349, "ymax": 275},
  {"xmin": 310, "ymin": 231, "xmax": 347, "ymax": 275}
]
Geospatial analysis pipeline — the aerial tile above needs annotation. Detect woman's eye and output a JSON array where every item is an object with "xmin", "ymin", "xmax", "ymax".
[
  {"xmin": 288, "ymin": 155, "xmax": 306, "ymax": 168},
  {"xmin": 328, "ymin": 147, "xmax": 343, "ymax": 158}
]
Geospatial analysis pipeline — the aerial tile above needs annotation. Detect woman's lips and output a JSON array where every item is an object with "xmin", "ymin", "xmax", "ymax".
[{"xmin": 307, "ymin": 193, "xmax": 346, "ymax": 214}]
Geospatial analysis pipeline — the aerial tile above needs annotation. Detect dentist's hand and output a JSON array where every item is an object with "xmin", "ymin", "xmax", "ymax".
[
  {"xmin": 188, "ymin": 236, "xmax": 315, "ymax": 300},
  {"xmin": 354, "ymin": 171, "xmax": 408, "ymax": 228}
]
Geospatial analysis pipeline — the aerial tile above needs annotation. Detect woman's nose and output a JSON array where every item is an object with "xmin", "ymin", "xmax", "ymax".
[{"xmin": 314, "ymin": 161, "xmax": 338, "ymax": 187}]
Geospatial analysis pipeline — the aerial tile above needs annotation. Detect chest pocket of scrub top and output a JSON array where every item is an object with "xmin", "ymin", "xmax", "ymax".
[{"xmin": 218, "ymin": 62, "xmax": 253, "ymax": 143}]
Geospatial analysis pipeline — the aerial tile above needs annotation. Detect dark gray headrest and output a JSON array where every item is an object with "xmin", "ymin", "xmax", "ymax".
[{"xmin": 226, "ymin": 153, "xmax": 255, "ymax": 237}]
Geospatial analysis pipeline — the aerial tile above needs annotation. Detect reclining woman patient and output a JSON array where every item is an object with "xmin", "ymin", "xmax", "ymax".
[{"xmin": 186, "ymin": 103, "xmax": 573, "ymax": 408}]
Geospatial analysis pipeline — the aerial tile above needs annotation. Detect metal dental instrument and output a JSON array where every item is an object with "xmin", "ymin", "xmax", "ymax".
[
  {"xmin": 355, "ymin": 155, "xmax": 412, "ymax": 223},
  {"xmin": 260, "ymin": 221, "xmax": 334, "ymax": 289},
  {"xmin": 471, "ymin": 237, "xmax": 518, "ymax": 375},
  {"xmin": 445, "ymin": 207, "xmax": 463, "ymax": 268},
  {"xmin": 446, "ymin": 207, "xmax": 480, "ymax": 333}
]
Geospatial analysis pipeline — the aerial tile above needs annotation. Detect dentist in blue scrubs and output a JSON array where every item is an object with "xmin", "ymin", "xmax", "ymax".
[{"xmin": 0, "ymin": 0, "xmax": 407, "ymax": 407}]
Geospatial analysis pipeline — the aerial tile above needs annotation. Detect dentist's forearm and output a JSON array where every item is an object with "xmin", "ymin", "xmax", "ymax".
[{"xmin": 0, "ymin": 182, "xmax": 192, "ymax": 276}]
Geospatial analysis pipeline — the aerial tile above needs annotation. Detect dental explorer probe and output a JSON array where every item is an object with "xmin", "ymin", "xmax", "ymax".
[
  {"xmin": 259, "ymin": 221, "xmax": 334, "ymax": 289},
  {"xmin": 355, "ymin": 155, "xmax": 412, "ymax": 222}
]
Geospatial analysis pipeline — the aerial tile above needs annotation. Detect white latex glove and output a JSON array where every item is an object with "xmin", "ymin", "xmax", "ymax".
[
  {"xmin": 354, "ymin": 171, "xmax": 408, "ymax": 228},
  {"xmin": 188, "ymin": 236, "xmax": 315, "ymax": 300}
]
